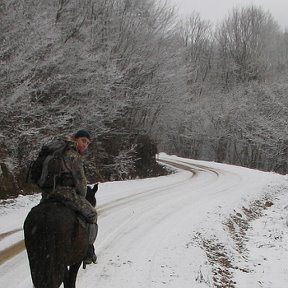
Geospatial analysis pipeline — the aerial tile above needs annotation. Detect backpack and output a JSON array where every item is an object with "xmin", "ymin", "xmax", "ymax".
[{"xmin": 29, "ymin": 141, "xmax": 68, "ymax": 189}]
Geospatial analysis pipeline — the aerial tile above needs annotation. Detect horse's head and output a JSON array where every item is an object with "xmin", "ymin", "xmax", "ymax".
[{"xmin": 86, "ymin": 183, "xmax": 98, "ymax": 207}]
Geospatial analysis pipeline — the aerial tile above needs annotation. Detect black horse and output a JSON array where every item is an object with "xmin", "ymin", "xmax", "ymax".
[{"xmin": 24, "ymin": 184, "xmax": 98, "ymax": 288}]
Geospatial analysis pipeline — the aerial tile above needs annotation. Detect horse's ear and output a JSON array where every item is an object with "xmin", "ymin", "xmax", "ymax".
[
  {"xmin": 86, "ymin": 185, "xmax": 97, "ymax": 207},
  {"xmin": 92, "ymin": 183, "xmax": 98, "ymax": 194}
]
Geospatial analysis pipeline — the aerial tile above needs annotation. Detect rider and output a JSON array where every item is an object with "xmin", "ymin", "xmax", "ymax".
[{"xmin": 40, "ymin": 129, "xmax": 98, "ymax": 265}]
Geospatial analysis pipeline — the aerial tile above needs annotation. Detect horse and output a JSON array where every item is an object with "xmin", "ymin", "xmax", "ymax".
[{"xmin": 24, "ymin": 184, "xmax": 98, "ymax": 288}]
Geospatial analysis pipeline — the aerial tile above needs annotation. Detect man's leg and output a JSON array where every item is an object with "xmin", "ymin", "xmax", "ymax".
[
  {"xmin": 70, "ymin": 194, "xmax": 98, "ymax": 265},
  {"xmin": 83, "ymin": 223, "xmax": 98, "ymax": 264}
]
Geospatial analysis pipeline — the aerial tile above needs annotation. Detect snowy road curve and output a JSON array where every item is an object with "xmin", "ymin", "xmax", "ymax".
[{"xmin": 0, "ymin": 154, "xmax": 280, "ymax": 288}]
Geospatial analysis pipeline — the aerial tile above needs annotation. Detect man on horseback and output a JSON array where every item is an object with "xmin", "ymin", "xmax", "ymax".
[{"xmin": 36, "ymin": 129, "xmax": 98, "ymax": 265}]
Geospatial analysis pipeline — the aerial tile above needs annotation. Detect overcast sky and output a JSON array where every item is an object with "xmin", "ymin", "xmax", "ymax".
[{"xmin": 165, "ymin": 0, "xmax": 288, "ymax": 30}]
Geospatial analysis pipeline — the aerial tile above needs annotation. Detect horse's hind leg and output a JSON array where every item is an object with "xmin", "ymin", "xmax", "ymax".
[
  {"xmin": 24, "ymin": 227, "xmax": 64, "ymax": 288},
  {"xmin": 64, "ymin": 262, "xmax": 82, "ymax": 288}
]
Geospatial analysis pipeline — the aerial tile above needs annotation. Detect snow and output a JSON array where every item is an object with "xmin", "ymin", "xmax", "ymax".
[{"xmin": 1, "ymin": 153, "xmax": 288, "ymax": 287}]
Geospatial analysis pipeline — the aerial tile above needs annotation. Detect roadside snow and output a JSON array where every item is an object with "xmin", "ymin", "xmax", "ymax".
[{"xmin": 235, "ymin": 187, "xmax": 288, "ymax": 288}]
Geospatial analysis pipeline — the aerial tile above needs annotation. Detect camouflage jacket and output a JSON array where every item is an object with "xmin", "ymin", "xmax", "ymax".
[
  {"xmin": 42, "ymin": 136, "xmax": 87, "ymax": 197},
  {"xmin": 40, "ymin": 137, "xmax": 97, "ymax": 223}
]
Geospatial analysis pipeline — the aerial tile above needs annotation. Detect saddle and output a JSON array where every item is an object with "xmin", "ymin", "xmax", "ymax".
[{"xmin": 40, "ymin": 196, "xmax": 88, "ymax": 228}]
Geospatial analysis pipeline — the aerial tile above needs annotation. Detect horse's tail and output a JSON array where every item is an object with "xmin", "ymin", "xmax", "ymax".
[{"xmin": 24, "ymin": 203, "xmax": 68, "ymax": 288}]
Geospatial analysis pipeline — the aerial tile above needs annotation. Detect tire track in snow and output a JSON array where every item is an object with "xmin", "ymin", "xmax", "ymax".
[
  {"xmin": 0, "ymin": 229, "xmax": 25, "ymax": 266},
  {"xmin": 0, "ymin": 160, "xmax": 196, "ymax": 265},
  {"xmin": 0, "ymin": 159, "xmax": 225, "ymax": 269},
  {"xmin": 0, "ymin": 228, "xmax": 22, "ymax": 241},
  {"xmin": 97, "ymin": 160, "xmax": 196, "ymax": 216},
  {"xmin": 84, "ymin": 159, "xmax": 230, "ymax": 288},
  {"xmin": 0, "ymin": 241, "xmax": 25, "ymax": 265}
]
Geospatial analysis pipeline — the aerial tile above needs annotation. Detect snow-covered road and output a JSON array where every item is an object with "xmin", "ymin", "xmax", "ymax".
[{"xmin": 0, "ymin": 153, "xmax": 288, "ymax": 288}]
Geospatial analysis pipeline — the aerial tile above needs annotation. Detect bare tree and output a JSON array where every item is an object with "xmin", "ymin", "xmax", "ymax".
[
  {"xmin": 178, "ymin": 12, "xmax": 214, "ymax": 99},
  {"xmin": 216, "ymin": 6, "xmax": 280, "ymax": 88}
]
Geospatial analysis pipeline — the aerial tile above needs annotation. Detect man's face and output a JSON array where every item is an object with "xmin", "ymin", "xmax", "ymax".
[{"xmin": 75, "ymin": 137, "xmax": 91, "ymax": 155}]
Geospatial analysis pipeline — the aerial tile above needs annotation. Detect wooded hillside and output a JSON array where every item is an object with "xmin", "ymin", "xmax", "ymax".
[{"xmin": 1, "ymin": 0, "xmax": 288, "ymax": 198}]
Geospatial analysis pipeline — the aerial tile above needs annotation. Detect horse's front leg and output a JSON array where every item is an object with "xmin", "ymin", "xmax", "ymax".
[{"xmin": 64, "ymin": 262, "xmax": 82, "ymax": 288}]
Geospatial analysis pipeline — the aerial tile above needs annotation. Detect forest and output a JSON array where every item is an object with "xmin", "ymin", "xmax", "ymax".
[{"xmin": 1, "ymin": 0, "xmax": 288, "ymax": 198}]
